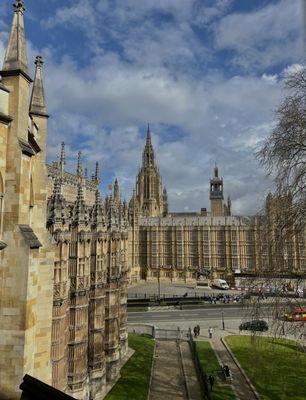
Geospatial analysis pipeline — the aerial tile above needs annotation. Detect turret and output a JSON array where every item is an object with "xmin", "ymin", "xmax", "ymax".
[
  {"xmin": 163, "ymin": 187, "xmax": 168, "ymax": 217},
  {"xmin": 210, "ymin": 164, "xmax": 224, "ymax": 216},
  {"xmin": 129, "ymin": 189, "xmax": 139, "ymax": 225},
  {"xmin": 47, "ymin": 173, "xmax": 68, "ymax": 230},
  {"xmin": 114, "ymin": 178, "xmax": 120, "ymax": 202},
  {"xmin": 91, "ymin": 188, "xmax": 105, "ymax": 230},
  {"xmin": 73, "ymin": 153, "xmax": 87, "ymax": 226},
  {"xmin": 227, "ymin": 195, "xmax": 232, "ymax": 216},
  {"xmin": 77, "ymin": 151, "xmax": 83, "ymax": 180}
]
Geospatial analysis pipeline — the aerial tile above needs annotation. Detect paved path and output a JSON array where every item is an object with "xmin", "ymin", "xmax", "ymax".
[
  {"xmin": 211, "ymin": 338, "xmax": 257, "ymax": 400},
  {"xmin": 149, "ymin": 340, "xmax": 187, "ymax": 400},
  {"xmin": 180, "ymin": 341, "xmax": 202, "ymax": 400},
  {"xmin": 149, "ymin": 340, "xmax": 202, "ymax": 400}
]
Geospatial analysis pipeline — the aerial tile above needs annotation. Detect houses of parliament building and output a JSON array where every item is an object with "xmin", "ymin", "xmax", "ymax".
[{"xmin": 0, "ymin": 2, "xmax": 305, "ymax": 400}]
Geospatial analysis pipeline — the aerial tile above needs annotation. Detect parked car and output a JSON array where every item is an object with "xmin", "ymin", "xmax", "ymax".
[
  {"xmin": 284, "ymin": 308, "xmax": 306, "ymax": 322},
  {"xmin": 239, "ymin": 320, "xmax": 269, "ymax": 332}
]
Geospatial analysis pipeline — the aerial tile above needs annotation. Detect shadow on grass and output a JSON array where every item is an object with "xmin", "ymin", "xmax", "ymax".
[{"xmin": 105, "ymin": 334, "xmax": 155, "ymax": 400}]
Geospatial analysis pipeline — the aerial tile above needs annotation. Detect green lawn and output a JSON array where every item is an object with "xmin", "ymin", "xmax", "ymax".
[
  {"xmin": 196, "ymin": 341, "xmax": 236, "ymax": 400},
  {"xmin": 225, "ymin": 335, "xmax": 306, "ymax": 400},
  {"xmin": 105, "ymin": 334, "xmax": 155, "ymax": 400}
]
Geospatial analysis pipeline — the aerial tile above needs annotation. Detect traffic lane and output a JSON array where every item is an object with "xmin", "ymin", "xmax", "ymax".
[
  {"xmin": 128, "ymin": 308, "xmax": 248, "ymax": 323},
  {"xmin": 128, "ymin": 306, "xmax": 273, "ymax": 322}
]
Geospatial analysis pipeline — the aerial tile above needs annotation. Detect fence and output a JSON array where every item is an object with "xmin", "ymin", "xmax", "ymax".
[
  {"xmin": 188, "ymin": 329, "xmax": 211, "ymax": 400},
  {"xmin": 127, "ymin": 323, "xmax": 190, "ymax": 340},
  {"xmin": 127, "ymin": 323, "xmax": 155, "ymax": 337}
]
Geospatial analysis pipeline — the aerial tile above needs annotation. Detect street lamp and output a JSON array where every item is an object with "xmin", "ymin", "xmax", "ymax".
[
  {"xmin": 157, "ymin": 266, "xmax": 162, "ymax": 301},
  {"xmin": 221, "ymin": 309, "xmax": 225, "ymax": 330}
]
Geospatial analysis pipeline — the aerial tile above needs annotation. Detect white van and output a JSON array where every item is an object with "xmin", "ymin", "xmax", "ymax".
[{"xmin": 212, "ymin": 279, "xmax": 229, "ymax": 290}]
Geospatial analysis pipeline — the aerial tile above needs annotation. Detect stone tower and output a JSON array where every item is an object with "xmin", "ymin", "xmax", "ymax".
[
  {"xmin": 0, "ymin": 1, "xmax": 54, "ymax": 398},
  {"xmin": 136, "ymin": 125, "xmax": 166, "ymax": 217},
  {"xmin": 210, "ymin": 164, "xmax": 224, "ymax": 216}
]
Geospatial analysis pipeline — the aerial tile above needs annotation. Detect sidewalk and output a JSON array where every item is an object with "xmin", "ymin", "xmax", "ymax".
[
  {"xmin": 211, "ymin": 337, "xmax": 258, "ymax": 400},
  {"xmin": 149, "ymin": 340, "xmax": 203, "ymax": 400},
  {"xmin": 149, "ymin": 340, "xmax": 186, "ymax": 400}
]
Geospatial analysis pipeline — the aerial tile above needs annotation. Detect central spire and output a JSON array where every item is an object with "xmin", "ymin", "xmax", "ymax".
[
  {"xmin": 143, "ymin": 123, "xmax": 156, "ymax": 167},
  {"xmin": 146, "ymin": 123, "xmax": 151, "ymax": 145},
  {"xmin": 2, "ymin": 0, "xmax": 29, "ymax": 77}
]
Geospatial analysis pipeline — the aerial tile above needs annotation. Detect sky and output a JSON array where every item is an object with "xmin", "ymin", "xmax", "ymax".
[{"xmin": 0, "ymin": 0, "xmax": 305, "ymax": 215}]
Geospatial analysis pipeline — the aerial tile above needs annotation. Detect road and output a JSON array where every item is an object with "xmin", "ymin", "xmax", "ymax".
[
  {"xmin": 128, "ymin": 305, "xmax": 273, "ymax": 331},
  {"xmin": 128, "ymin": 306, "xmax": 258, "ymax": 323}
]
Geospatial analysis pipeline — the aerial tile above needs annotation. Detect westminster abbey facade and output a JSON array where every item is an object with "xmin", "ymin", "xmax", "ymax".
[{"xmin": 0, "ymin": 3, "xmax": 128, "ymax": 400}]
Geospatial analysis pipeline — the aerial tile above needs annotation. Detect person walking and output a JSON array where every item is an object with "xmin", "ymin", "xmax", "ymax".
[
  {"xmin": 208, "ymin": 326, "xmax": 213, "ymax": 339},
  {"xmin": 193, "ymin": 326, "xmax": 198, "ymax": 338},
  {"xmin": 208, "ymin": 375, "xmax": 215, "ymax": 391},
  {"xmin": 197, "ymin": 324, "xmax": 201, "ymax": 336}
]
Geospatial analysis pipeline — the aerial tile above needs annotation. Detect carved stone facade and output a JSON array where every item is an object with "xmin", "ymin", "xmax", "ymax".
[
  {"xmin": 0, "ymin": 3, "xmax": 128, "ymax": 400},
  {"xmin": 46, "ymin": 152, "xmax": 129, "ymax": 400},
  {"xmin": 128, "ymin": 131, "xmax": 306, "ymax": 283}
]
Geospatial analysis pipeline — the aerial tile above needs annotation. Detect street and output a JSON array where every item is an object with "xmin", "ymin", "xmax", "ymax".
[{"xmin": 127, "ymin": 305, "xmax": 273, "ymax": 331}]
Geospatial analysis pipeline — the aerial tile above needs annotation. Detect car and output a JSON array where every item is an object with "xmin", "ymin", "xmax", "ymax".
[
  {"xmin": 239, "ymin": 320, "xmax": 269, "ymax": 332},
  {"xmin": 284, "ymin": 308, "xmax": 306, "ymax": 322}
]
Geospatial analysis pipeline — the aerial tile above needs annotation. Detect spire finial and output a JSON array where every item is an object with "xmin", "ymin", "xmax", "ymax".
[
  {"xmin": 34, "ymin": 54, "xmax": 43, "ymax": 67},
  {"xmin": 77, "ymin": 151, "xmax": 83, "ymax": 178},
  {"xmin": 214, "ymin": 163, "xmax": 219, "ymax": 178},
  {"xmin": 60, "ymin": 142, "xmax": 66, "ymax": 165},
  {"xmin": 30, "ymin": 55, "xmax": 48, "ymax": 116},
  {"xmin": 146, "ymin": 123, "xmax": 151, "ymax": 144},
  {"xmin": 94, "ymin": 161, "xmax": 100, "ymax": 186},
  {"xmin": 13, "ymin": 0, "xmax": 25, "ymax": 14},
  {"xmin": 60, "ymin": 142, "xmax": 65, "ymax": 178},
  {"xmin": 2, "ymin": 0, "xmax": 29, "ymax": 74},
  {"xmin": 114, "ymin": 178, "xmax": 120, "ymax": 200}
]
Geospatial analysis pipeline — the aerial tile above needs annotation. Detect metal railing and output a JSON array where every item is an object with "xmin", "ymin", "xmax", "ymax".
[{"xmin": 188, "ymin": 329, "xmax": 211, "ymax": 400}]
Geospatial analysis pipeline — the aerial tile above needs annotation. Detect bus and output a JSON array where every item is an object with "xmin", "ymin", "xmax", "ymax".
[{"xmin": 284, "ymin": 308, "xmax": 306, "ymax": 322}]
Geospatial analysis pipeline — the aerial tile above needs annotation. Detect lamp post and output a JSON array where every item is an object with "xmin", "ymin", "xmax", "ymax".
[
  {"xmin": 157, "ymin": 266, "xmax": 161, "ymax": 301},
  {"xmin": 221, "ymin": 309, "xmax": 225, "ymax": 330}
]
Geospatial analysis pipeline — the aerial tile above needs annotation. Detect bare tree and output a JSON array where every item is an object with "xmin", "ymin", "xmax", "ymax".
[
  {"xmin": 259, "ymin": 67, "xmax": 306, "ymax": 232},
  {"xmin": 242, "ymin": 68, "xmax": 306, "ymax": 344}
]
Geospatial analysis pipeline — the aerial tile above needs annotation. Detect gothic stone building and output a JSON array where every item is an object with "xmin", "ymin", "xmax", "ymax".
[
  {"xmin": 128, "ymin": 126, "xmax": 306, "ymax": 284},
  {"xmin": 0, "ymin": 3, "xmax": 128, "ymax": 400}
]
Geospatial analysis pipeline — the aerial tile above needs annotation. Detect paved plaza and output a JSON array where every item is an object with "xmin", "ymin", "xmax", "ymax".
[{"xmin": 128, "ymin": 280, "xmax": 240, "ymax": 298}]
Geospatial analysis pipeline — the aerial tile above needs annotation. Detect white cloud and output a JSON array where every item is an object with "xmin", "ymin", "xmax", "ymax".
[
  {"xmin": 282, "ymin": 63, "xmax": 305, "ymax": 77},
  {"xmin": 0, "ymin": 1, "xmax": 302, "ymax": 215},
  {"xmin": 214, "ymin": 0, "xmax": 303, "ymax": 70}
]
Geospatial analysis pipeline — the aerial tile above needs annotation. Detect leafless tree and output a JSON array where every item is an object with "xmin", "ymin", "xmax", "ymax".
[{"xmin": 242, "ymin": 68, "xmax": 306, "ymax": 345}]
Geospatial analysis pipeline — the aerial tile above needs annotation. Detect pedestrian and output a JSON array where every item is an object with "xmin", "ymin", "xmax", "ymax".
[
  {"xmin": 208, "ymin": 326, "xmax": 213, "ymax": 339},
  {"xmin": 197, "ymin": 324, "xmax": 201, "ymax": 336},
  {"xmin": 193, "ymin": 326, "xmax": 198, "ymax": 338},
  {"xmin": 208, "ymin": 375, "xmax": 215, "ymax": 391}
]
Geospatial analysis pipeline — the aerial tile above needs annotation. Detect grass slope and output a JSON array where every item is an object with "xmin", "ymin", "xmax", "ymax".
[
  {"xmin": 196, "ymin": 341, "xmax": 236, "ymax": 400},
  {"xmin": 225, "ymin": 335, "xmax": 306, "ymax": 400},
  {"xmin": 105, "ymin": 334, "xmax": 155, "ymax": 400}
]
